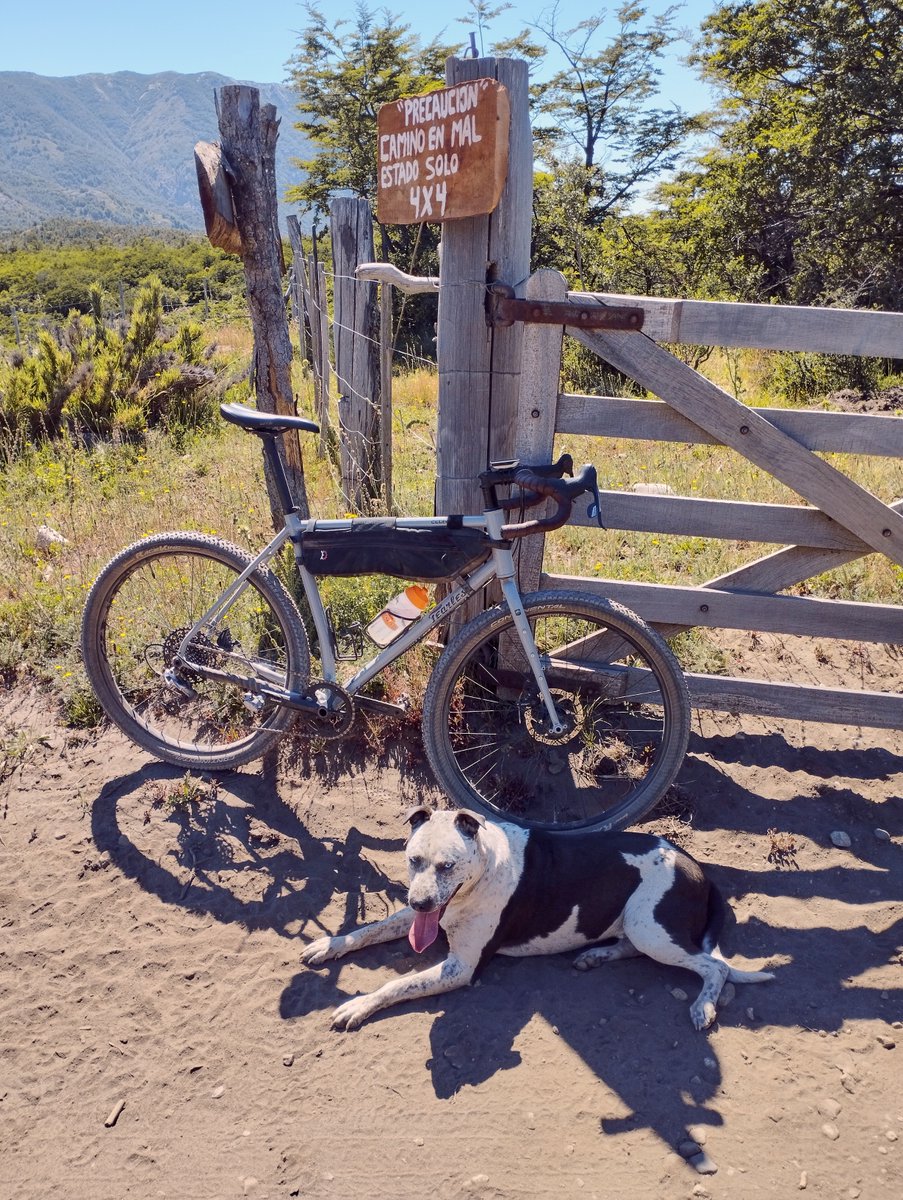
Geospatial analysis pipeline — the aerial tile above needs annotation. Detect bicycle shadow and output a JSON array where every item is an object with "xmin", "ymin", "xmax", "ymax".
[
  {"xmin": 87, "ymin": 727, "xmax": 901, "ymax": 1161},
  {"xmin": 278, "ymin": 737, "xmax": 900, "ymax": 1155},
  {"xmin": 89, "ymin": 753, "xmax": 409, "ymax": 941}
]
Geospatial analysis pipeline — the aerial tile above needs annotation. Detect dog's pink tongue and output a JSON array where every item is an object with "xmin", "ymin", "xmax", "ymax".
[{"xmin": 409, "ymin": 909, "xmax": 440, "ymax": 953}]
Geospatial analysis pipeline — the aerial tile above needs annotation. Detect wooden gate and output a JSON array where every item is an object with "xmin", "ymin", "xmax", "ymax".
[{"xmin": 513, "ymin": 269, "xmax": 903, "ymax": 729}]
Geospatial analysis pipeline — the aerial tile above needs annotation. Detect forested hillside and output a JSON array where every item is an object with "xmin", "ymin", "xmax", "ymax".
[{"xmin": 0, "ymin": 71, "xmax": 310, "ymax": 230}]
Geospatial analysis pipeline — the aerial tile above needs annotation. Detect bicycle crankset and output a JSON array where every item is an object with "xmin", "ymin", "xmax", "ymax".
[{"xmin": 296, "ymin": 679, "xmax": 356, "ymax": 739}]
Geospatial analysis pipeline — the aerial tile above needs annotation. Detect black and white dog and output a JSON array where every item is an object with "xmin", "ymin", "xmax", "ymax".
[{"xmin": 301, "ymin": 807, "xmax": 774, "ymax": 1031}]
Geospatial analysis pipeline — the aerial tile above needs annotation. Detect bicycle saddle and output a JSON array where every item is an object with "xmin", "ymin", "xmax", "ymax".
[{"xmin": 220, "ymin": 402, "xmax": 320, "ymax": 436}]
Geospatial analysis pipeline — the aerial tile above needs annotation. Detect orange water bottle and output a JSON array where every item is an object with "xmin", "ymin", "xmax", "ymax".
[{"xmin": 365, "ymin": 585, "xmax": 430, "ymax": 646}]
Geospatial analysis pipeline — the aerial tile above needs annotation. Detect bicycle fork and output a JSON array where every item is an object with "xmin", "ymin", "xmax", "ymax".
[{"xmin": 484, "ymin": 511, "xmax": 565, "ymax": 735}]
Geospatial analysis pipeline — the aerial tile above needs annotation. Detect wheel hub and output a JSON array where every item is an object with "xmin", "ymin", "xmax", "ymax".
[{"xmin": 523, "ymin": 689, "xmax": 585, "ymax": 746}]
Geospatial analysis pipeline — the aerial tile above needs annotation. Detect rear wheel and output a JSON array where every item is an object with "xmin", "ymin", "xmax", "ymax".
[
  {"xmin": 421, "ymin": 590, "xmax": 690, "ymax": 832},
  {"xmin": 81, "ymin": 533, "xmax": 309, "ymax": 769}
]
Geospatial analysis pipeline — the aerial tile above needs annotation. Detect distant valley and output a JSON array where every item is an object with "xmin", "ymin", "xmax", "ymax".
[{"xmin": 0, "ymin": 71, "xmax": 310, "ymax": 231}]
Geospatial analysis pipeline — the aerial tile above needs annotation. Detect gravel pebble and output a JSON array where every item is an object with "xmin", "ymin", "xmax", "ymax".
[
  {"xmin": 689, "ymin": 1151, "xmax": 718, "ymax": 1175},
  {"xmin": 671, "ymin": 987, "xmax": 688, "ymax": 1001},
  {"xmin": 678, "ymin": 1139, "xmax": 702, "ymax": 1159},
  {"xmin": 818, "ymin": 1098, "xmax": 842, "ymax": 1119},
  {"xmin": 821, "ymin": 1122, "xmax": 840, "ymax": 1140},
  {"xmin": 876, "ymin": 1035, "xmax": 896, "ymax": 1049},
  {"xmin": 211, "ymin": 1085, "xmax": 225, "ymax": 1099},
  {"xmin": 874, "ymin": 828, "xmax": 891, "ymax": 841},
  {"xmin": 830, "ymin": 831, "xmax": 852, "ymax": 848}
]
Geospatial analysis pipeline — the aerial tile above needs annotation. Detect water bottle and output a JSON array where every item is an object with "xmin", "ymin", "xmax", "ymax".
[{"xmin": 365, "ymin": 585, "xmax": 430, "ymax": 646}]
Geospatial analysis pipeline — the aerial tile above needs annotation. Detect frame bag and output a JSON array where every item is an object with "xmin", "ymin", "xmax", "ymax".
[{"xmin": 298, "ymin": 521, "xmax": 492, "ymax": 582}]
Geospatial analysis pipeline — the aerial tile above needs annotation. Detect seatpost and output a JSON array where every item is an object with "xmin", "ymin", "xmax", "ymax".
[{"xmin": 257, "ymin": 432, "xmax": 298, "ymax": 516}]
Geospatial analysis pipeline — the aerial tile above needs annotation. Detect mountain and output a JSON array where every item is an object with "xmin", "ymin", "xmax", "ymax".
[{"xmin": 0, "ymin": 71, "xmax": 311, "ymax": 232}]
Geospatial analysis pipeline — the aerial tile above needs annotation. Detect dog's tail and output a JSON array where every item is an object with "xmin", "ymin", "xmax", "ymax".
[{"xmin": 702, "ymin": 882, "xmax": 774, "ymax": 984}]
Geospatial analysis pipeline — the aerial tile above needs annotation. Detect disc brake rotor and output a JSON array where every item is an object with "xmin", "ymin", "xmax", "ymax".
[{"xmin": 524, "ymin": 688, "xmax": 585, "ymax": 746}]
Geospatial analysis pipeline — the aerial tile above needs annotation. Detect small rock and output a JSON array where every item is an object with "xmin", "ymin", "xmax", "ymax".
[
  {"xmin": 414, "ymin": 1136, "xmax": 424, "ymax": 1147},
  {"xmin": 848, "ymin": 1190, "xmax": 861, "ymax": 1199},
  {"xmin": 689, "ymin": 1151, "xmax": 718, "ymax": 1175},
  {"xmin": 691, "ymin": 1186, "xmax": 710, "ymax": 1198},
  {"xmin": 671, "ymin": 987, "xmax": 688, "ymax": 1002},
  {"xmin": 876, "ymin": 1035, "xmax": 896, "ymax": 1050},
  {"xmin": 283, "ymin": 1054, "xmax": 294, "ymax": 1067},
  {"xmin": 874, "ymin": 828, "xmax": 891, "ymax": 842},
  {"xmin": 35, "ymin": 524, "xmax": 69, "ymax": 552},
  {"xmin": 799, "ymin": 1170, "xmax": 808, "ymax": 1190},
  {"xmin": 830, "ymin": 831, "xmax": 852, "ymax": 849},
  {"xmin": 631, "ymin": 481, "xmax": 675, "ymax": 496},
  {"xmin": 746, "ymin": 1007, "xmax": 756, "ymax": 1021},
  {"xmin": 818, "ymin": 1098, "xmax": 842, "ymax": 1119},
  {"xmin": 678, "ymin": 1139, "xmax": 702, "ymax": 1159},
  {"xmin": 720, "ymin": 982, "xmax": 736, "ymax": 1006},
  {"xmin": 886, "ymin": 1130, "xmax": 898, "ymax": 1142},
  {"xmin": 211, "ymin": 1085, "xmax": 225, "ymax": 1099},
  {"xmin": 687, "ymin": 1125, "xmax": 708, "ymax": 1146},
  {"xmin": 821, "ymin": 1122, "xmax": 840, "ymax": 1141},
  {"xmin": 703, "ymin": 1056, "xmax": 717, "ymax": 1070}
]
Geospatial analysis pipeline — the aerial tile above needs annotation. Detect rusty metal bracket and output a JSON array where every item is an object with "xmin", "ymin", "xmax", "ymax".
[{"xmin": 486, "ymin": 282, "xmax": 644, "ymax": 332}]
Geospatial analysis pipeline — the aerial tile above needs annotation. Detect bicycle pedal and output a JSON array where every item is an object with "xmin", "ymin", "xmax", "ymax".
[{"xmin": 242, "ymin": 692, "xmax": 266, "ymax": 714}]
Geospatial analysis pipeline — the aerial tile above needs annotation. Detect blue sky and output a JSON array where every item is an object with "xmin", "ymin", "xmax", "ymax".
[{"xmin": 3, "ymin": 1, "xmax": 719, "ymax": 113}]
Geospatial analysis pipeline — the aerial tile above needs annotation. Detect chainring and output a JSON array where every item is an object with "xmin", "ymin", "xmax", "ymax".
[{"xmin": 296, "ymin": 679, "xmax": 356, "ymax": 740}]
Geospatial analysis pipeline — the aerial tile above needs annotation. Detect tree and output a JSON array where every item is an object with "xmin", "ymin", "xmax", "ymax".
[
  {"xmin": 285, "ymin": 3, "xmax": 458, "ymax": 221},
  {"xmin": 499, "ymin": 2, "xmax": 702, "ymax": 223},
  {"xmin": 680, "ymin": 0, "xmax": 903, "ymax": 309}
]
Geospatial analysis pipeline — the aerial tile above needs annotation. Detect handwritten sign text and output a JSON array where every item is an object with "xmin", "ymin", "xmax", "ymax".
[{"xmin": 376, "ymin": 79, "xmax": 510, "ymax": 224}]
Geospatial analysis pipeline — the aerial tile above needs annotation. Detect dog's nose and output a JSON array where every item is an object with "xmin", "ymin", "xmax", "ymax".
[{"xmin": 410, "ymin": 896, "xmax": 434, "ymax": 912}]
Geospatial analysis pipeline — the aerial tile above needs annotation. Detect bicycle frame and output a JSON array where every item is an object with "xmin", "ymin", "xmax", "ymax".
[{"xmin": 174, "ymin": 506, "xmax": 567, "ymax": 733}]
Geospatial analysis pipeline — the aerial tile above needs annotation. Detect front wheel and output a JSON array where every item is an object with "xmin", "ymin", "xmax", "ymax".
[
  {"xmin": 81, "ymin": 532, "xmax": 310, "ymax": 769},
  {"xmin": 421, "ymin": 590, "xmax": 690, "ymax": 833}
]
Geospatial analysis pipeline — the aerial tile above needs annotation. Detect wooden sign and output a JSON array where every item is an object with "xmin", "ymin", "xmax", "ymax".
[{"xmin": 376, "ymin": 79, "xmax": 510, "ymax": 225}]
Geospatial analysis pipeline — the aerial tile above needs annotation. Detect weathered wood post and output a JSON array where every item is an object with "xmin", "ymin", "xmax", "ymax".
[
  {"xmin": 434, "ymin": 57, "xmax": 533, "ymax": 522},
  {"xmin": 286, "ymin": 215, "xmax": 311, "ymax": 368},
  {"xmin": 330, "ymin": 196, "xmax": 381, "ymax": 513},
  {"xmin": 196, "ymin": 85, "xmax": 309, "ymax": 525}
]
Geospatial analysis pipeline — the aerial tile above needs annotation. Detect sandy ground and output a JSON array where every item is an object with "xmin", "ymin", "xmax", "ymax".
[{"xmin": 1, "ymin": 670, "xmax": 901, "ymax": 1200}]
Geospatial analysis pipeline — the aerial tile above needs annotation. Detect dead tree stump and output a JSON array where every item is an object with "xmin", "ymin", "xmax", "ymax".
[{"xmin": 213, "ymin": 85, "xmax": 309, "ymax": 524}]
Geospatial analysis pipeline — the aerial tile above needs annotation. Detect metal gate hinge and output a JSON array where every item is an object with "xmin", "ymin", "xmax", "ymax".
[{"xmin": 486, "ymin": 282, "xmax": 645, "ymax": 332}]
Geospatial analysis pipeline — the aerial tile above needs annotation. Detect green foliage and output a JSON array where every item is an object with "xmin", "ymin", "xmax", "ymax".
[
  {"xmin": 0, "ymin": 277, "xmax": 224, "ymax": 449},
  {"xmin": 680, "ymin": 0, "xmax": 903, "ymax": 310},
  {"xmin": 0, "ymin": 223, "xmax": 247, "ymax": 340},
  {"xmin": 286, "ymin": 3, "xmax": 460, "ymax": 219},
  {"xmin": 502, "ymin": 3, "xmax": 703, "ymax": 220}
]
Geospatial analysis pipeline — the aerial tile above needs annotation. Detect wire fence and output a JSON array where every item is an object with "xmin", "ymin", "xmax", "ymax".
[{"xmin": 292, "ymin": 262, "xmax": 440, "ymax": 519}]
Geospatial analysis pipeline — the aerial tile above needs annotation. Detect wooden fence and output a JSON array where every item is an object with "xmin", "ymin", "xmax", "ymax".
[{"xmin": 514, "ymin": 268, "xmax": 903, "ymax": 730}]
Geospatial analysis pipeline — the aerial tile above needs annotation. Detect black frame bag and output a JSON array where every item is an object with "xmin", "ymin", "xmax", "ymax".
[{"xmin": 298, "ymin": 521, "xmax": 492, "ymax": 582}]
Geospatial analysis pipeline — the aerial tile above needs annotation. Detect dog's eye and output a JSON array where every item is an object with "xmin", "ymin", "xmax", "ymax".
[
  {"xmin": 409, "ymin": 856, "xmax": 424, "ymax": 871},
  {"xmin": 436, "ymin": 861, "xmax": 455, "ymax": 873}
]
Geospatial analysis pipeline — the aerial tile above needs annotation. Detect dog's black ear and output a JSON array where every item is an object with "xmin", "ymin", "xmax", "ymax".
[
  {"xmin": 406, "ymin": 805, "xmax": 434, "ymax": 832},
  {"xmin": 454, "ymin": 810, "xmax": 485, "ymax": 840}
]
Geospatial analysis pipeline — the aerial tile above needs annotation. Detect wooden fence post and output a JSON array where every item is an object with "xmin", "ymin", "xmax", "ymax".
[
  {"xmin": 214, "ymin": 85, "xmax": 309, "ymax": 524},
  {"xmin": 314, "ymin": 257, "xmax": 332, "ymax": 458},
  {"xmin": 513, "ymin": 269, "xmax": 568, "ymax": 592},
  {"xmin": 435, "ymin": 56, "xmax": 533, "ymax": 522},
  {"xmin": 330, "ymin": 196, "xmax": 381, "ymax": 512},
  {"xmin": 286, "ymin": 215, "xmax": 312, "ymax": 367}
]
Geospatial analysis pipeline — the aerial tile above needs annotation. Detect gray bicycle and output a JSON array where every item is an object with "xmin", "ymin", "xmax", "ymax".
[{"xmin": 81, "ymin": 403, "xmax": 691, "ymax": 832}]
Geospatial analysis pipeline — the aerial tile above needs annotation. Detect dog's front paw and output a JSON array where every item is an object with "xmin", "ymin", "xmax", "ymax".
[
  {"xmin": 690, "ymin": 999, "xmax": 717, "ymax": 1031},
  {"xmin": 332, "ymin": 994, "xmax": 378, "ymax": 1031},
  {"xmin": 301, "ymin": 936, "xmax": 339, "ymax": 967}
]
